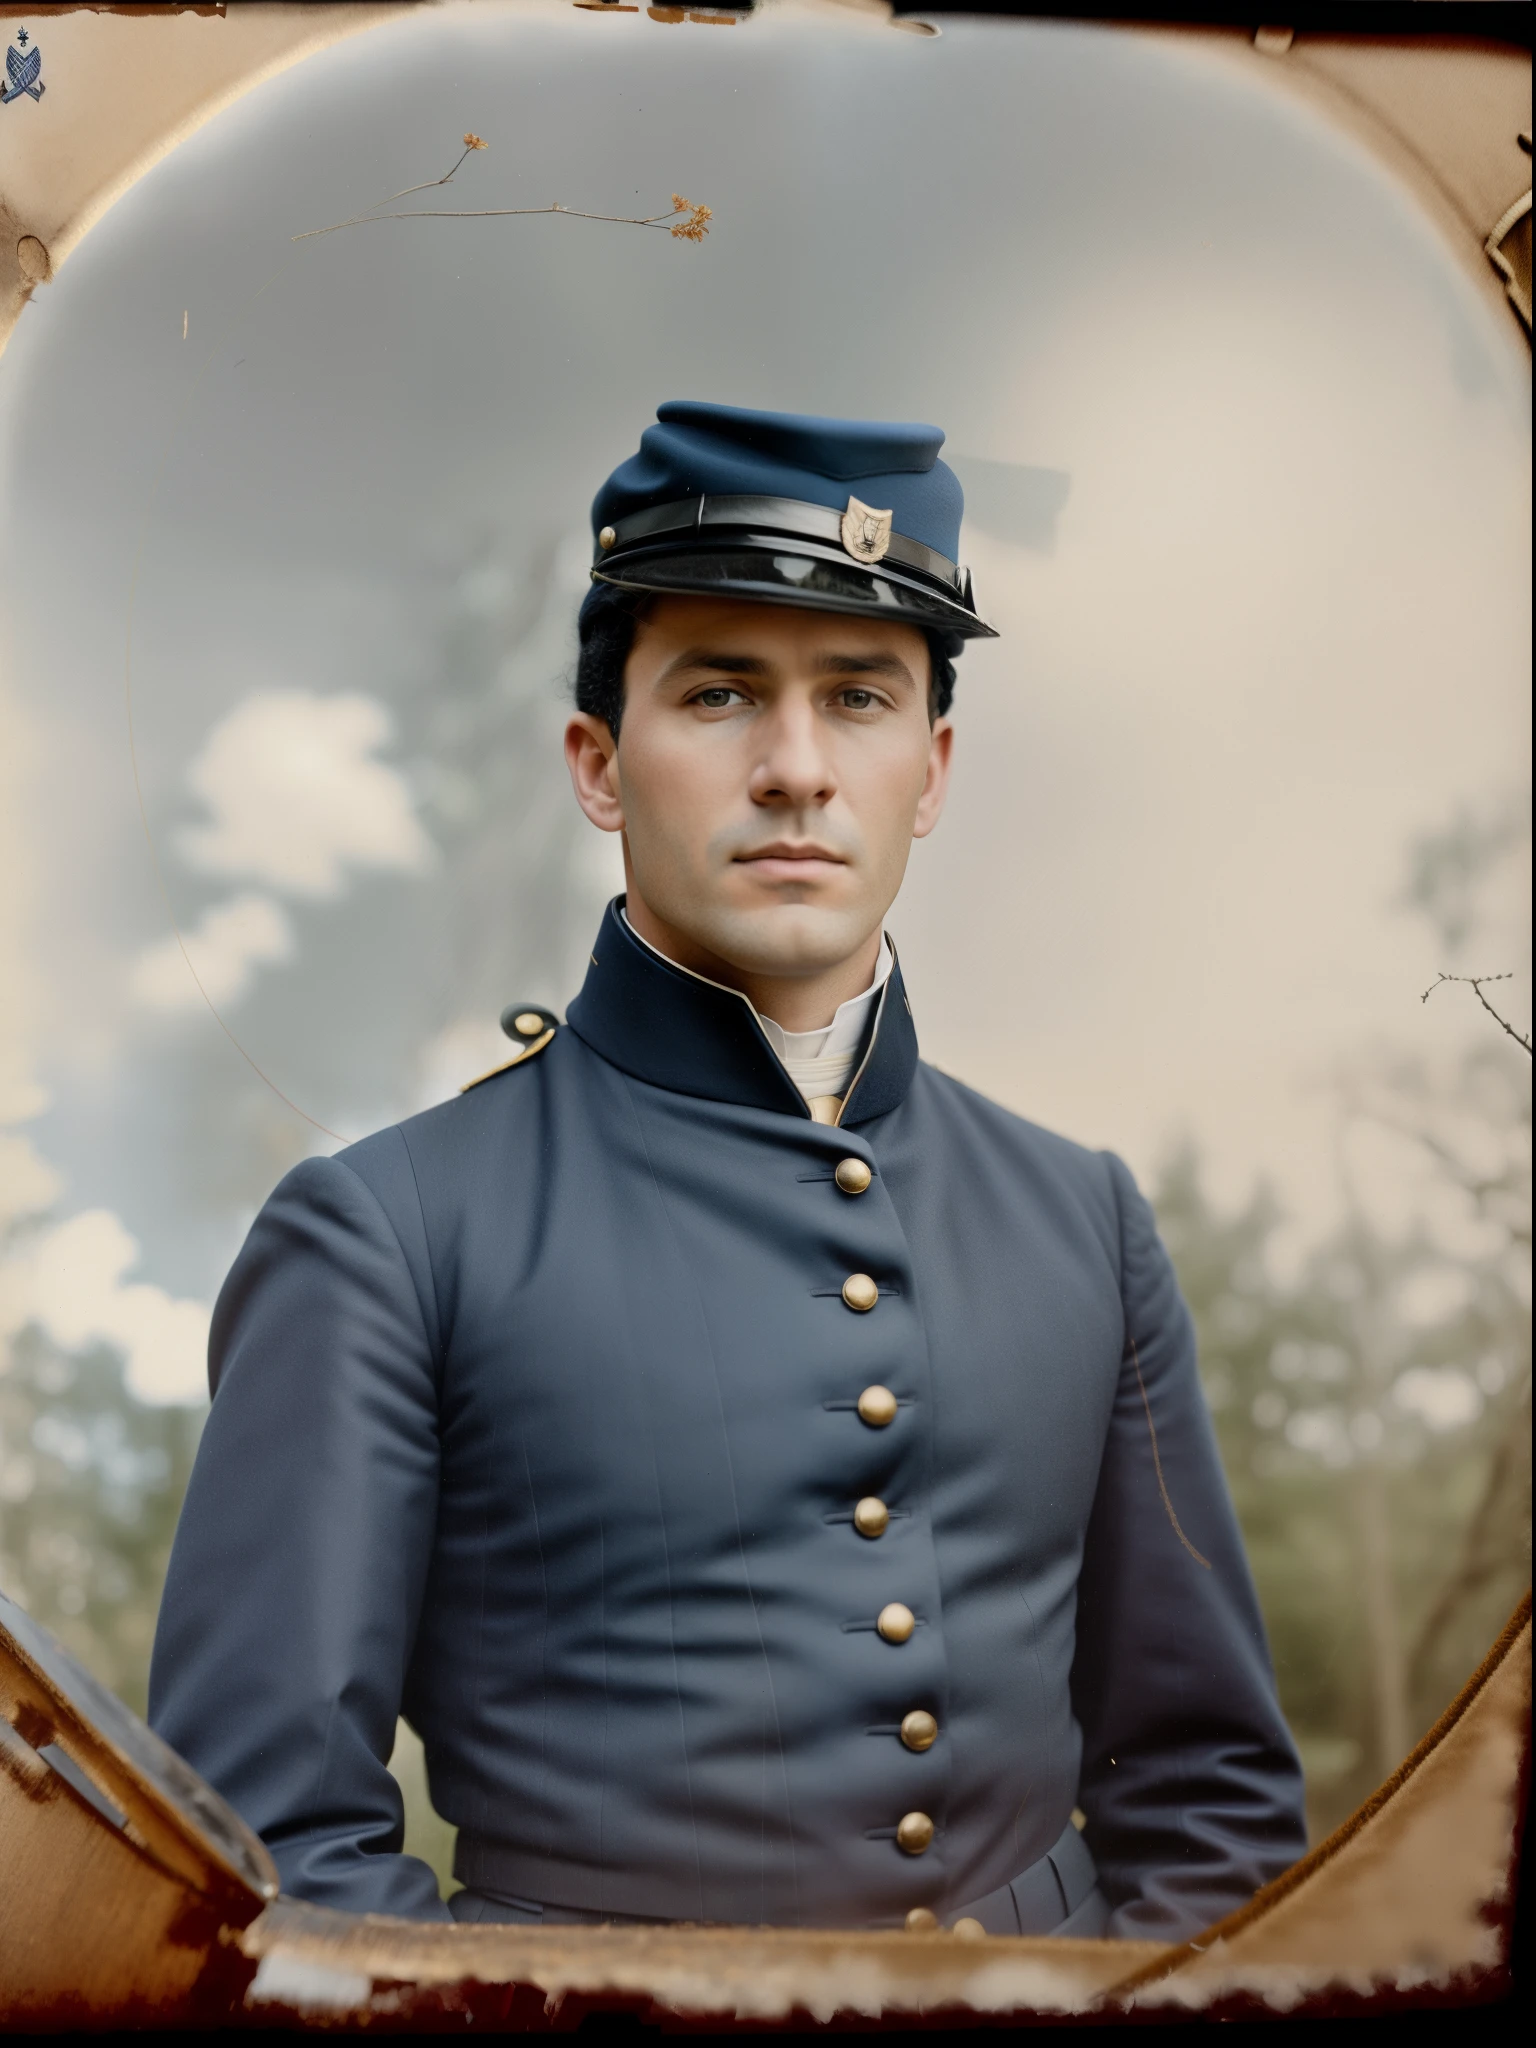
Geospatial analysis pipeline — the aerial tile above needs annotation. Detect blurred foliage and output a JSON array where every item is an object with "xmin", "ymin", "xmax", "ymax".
[
  {"xmin": 1401, "ymin": 789, "xmax": 1530, "ymax": 957},
  {"xmin": 1153, "ymin": 1045, "xmax": 1530, "ymax": 1841},
  {"xmin": 1158, "ymin": 782, "xmax": 1532, "ymax": 1841},
  {"xmin": 388, "ymin": 1716, "xmax": 460, "ymax": 1895},
  {"xmin": 0, "ymin": 1329, "xmax": 201, "ymax": 1718}
]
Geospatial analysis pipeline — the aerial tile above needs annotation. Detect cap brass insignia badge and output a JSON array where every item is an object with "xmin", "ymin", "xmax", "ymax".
[{"xmin": 840, "ymin": 496, "xmax": 894, "ymax": 565}]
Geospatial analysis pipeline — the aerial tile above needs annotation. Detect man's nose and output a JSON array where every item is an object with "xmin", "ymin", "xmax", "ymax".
[{"xmin": 748, "ymin": 701, "xmax": 837, "ymax": 809}]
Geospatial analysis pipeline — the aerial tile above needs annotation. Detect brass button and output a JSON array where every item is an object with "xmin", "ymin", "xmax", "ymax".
[
  {"xmin": 952, "ymin": 1917, "xmax": 986, "ymax": 1940},
  {"xmin": 896, "ymin": 1810, "xmax": 934, "ymax": 1856},
  {"xmin": 511, "ymin": 1010, "xmax": 546, "ymax": 1037},
  {"xmin": 904, "ymin": 1906, "xmax": 939, "ymax": 1933},
  {"xmin": 900, "ymin": 1709, "xmax": 937, "ymax": 1752},
  {"xmin": 857, "ymin": 1384, "xmax": 898, "ymax": 1428},
  {"xmin": 834, "ymin": 1157, "xmax": 872, "ymax": 1195},
  {"xmin": 598, "ymin": 525, "xmax": 617, "ymax": 549},
  {"xmin": 841, "ymin": 1273, "xmax": 879, "ymax": 1312},
  {"xmin": 853, "ymin": 1496, "xmax": 889, "ymax": 1539},
  {"xmin": 877, "ymin": 1601, "xmax": 915, "ymax": 1644}
]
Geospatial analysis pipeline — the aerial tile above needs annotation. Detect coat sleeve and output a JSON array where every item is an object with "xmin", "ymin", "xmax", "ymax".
[
  {"xmin": 1069, "ymin": 1153, "xmax": 1308, "ymax": 1940},
  {"xmin": 148, "ymin": 1147, "xmax": 451, "ymax": 1920}
]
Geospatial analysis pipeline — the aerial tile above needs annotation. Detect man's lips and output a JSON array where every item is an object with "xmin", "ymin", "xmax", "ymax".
[{"xmin": 733, "ymin": 844, "xmax": 848, "ymax": 881}]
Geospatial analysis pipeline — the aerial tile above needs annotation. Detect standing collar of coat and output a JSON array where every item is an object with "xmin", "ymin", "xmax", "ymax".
[{"xmin": 565, "ymin": 898, "xmax": 919, "ymax": 1126}]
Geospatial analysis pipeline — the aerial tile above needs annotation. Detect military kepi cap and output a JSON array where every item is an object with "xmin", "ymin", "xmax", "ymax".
[{"xmin": 588, "ymin": 401, "xmax": 996, "ymax": 641}]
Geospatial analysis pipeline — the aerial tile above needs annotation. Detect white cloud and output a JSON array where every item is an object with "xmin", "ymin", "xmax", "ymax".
[
  {"xmin": 0, "ymin": 1209, "xmax": 210, "ymax": 1406},
  {"xmin": 130, "ymin": 891, "xmax": 293, "ymax": 1013},
  {"xmin": 0, "ymin": 1130, "xmax": 63, "ymax": 1229},
  {"xmin": 177, "ymin": 690, "xmax": 435, "ymax": 900}
]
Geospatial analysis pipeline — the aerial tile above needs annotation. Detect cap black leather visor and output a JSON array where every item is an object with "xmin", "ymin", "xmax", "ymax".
[{"xmin": 591, "ymin": 537, "xmax": 997, "ymax": 640}]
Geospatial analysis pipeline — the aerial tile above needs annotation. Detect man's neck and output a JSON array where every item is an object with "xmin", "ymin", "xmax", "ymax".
[{"xmin": 622, "ymin": 891, "xmax": 883, "ymax": 1034}]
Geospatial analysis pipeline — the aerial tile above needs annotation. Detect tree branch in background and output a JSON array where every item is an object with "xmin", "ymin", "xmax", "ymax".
[
  {"xmin": 295, "ymin": 134, "xmax": 712, "ymax": 246},
  {"xmin": 1409, "ymin": 1386, "xmax": 1532, "ymax": 1702},
  {"xmin": 1422, "ymin": 972, "xmax": 1532, "ymax": 1056},
  {"xmin": 1402, "ymin": 958, "xmax": 1533, "ymax": 1707}
]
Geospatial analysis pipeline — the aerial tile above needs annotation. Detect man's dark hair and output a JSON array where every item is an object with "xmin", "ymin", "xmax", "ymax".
[{"xmin": 573, "ymin": 582, "xmax": 959, "ymax": 738}]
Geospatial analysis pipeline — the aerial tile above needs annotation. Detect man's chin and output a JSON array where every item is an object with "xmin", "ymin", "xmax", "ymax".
[{"xmin": 690, "ymin": 901, "xmax": 876, "ymax": 980}]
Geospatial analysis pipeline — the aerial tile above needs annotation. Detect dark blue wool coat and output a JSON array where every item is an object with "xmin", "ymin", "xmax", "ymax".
[{"xmin": 149, "ymin": 901, "xmax": 1306, "ymax": 1933}]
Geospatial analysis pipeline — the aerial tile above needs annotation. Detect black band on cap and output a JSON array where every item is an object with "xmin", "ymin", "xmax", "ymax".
[{"xmin": 598, "ymin": 493, "xmax": 966, "ymax": 594}]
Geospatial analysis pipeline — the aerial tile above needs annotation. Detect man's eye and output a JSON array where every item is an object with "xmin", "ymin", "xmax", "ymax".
[
  {"xmin": 839, "ymin": 688, "xmax": 877, "ymax": 710},
  {"xmin": 695, "ymin": 687, "xmax": 740, "ymax": 709}
]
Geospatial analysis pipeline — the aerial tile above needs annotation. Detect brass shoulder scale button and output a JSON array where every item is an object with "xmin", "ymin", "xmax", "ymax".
[
  {"xmin": 857, "ymin": 1385, "xmax": 898, "ymax": 1428},
  {"xmin": 905, "ymin": 1906, "xmax": 939, "ymax": 1933},
  {"xmin": 952, "ymin": 1917, "xmax": 986, "ymax": 1939},
  {"xmin": 598, "ymin": 524, "xmax": 617, "ymax": 549},
  {"xmin": 501, "ymin": 1004, "xmax": 557, "ymax": 1042},
  {"xmin": 841, "ymin": 1272, "xmax": 879, "ymax": 1313},
  {"xmin": 852, "ymin": 1496, "xmax": 889, "ymax": 1539},
  {"xmin": 877, "ymin": 1601, "xmax": 916, "ymax": 1644},
  {"xmin": 834, "ymin": 1156, "xmax": 872, "ymax": 1195}
]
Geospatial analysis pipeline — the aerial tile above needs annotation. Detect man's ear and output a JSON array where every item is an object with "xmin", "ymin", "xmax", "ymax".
[
  {"xmin": 912, "ymin": 717, "xmax": 954, "ymax": 841},
  {"xmin": 565, "ymin": 714, "xmax": 625, "ymax": 833}
]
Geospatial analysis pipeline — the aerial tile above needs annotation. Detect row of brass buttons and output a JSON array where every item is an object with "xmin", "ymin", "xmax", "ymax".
[
  {"xmin": 905, "ymin": 1908, "xmax": 986, "ymax": 1938},
  {"xmin": 880, "ymin": 1604, "xmax": 934, "ymax": 1841},
  {"xmin": 838, "ymin": 1162, "xmax": 877, "ymax": 1325},
  {"xmin": 834, "ymin": 1161, "xmax": 937, "ymax": 1861},
  {"xmin": 881, "ymin": 1601, "xmax": 934, "ymax": 1852}
]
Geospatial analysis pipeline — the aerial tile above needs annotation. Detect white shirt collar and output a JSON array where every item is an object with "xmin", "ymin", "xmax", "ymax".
[
  {"xmin": 754, "ymin": 938, "xmax": 894, "ymax": 1064},
  {"xmin": 619, "ymin": 909, "xmax": 892, "ymax": 1106}
]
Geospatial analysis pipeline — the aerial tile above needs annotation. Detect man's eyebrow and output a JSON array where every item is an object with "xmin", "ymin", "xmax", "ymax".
[
  {"xmin": 660, "ymin": 649, "xmax": 774, "ymax": 680},
  {"xmin": 815, "ymin": 650, "xmax": 919, "ymax": 684},
  {"xmin": 657, "ymin": 647, "xmax": 919, "ymax": 684}
]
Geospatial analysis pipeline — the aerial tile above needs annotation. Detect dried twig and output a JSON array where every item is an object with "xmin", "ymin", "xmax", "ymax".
[
  {"xmin": 295, "ymin": 133, "xmax": 712, "ymax": 246},
  {"xmin": 1422, "ymin": 972, "xmax": 1532, "ymax": 1056},
  {"xmin": 380, "ymin": 129, "xmax": 487, "ymax": 206}
]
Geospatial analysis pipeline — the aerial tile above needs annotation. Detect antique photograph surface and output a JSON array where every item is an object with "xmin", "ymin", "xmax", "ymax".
[{"xmin": 0, "ymin": 0, "xmax": 1529, "ymax": 2024}]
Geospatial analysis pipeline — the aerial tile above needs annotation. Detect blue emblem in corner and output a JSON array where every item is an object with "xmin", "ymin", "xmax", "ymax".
[{"xmin": 3, "ymin": 25, "xmax": 45, "ymax": 105}]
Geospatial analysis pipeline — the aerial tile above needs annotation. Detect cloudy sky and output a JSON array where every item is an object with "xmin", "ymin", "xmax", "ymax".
[{"xmin": 0, "ymin": 0, "xmax": 1529, "ymax": 1403}]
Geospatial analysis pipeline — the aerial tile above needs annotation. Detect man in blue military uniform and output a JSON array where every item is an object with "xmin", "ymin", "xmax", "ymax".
[{"xmin": 149, "ymin": 402, "xmax": 1307, "ymax": 1937}]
